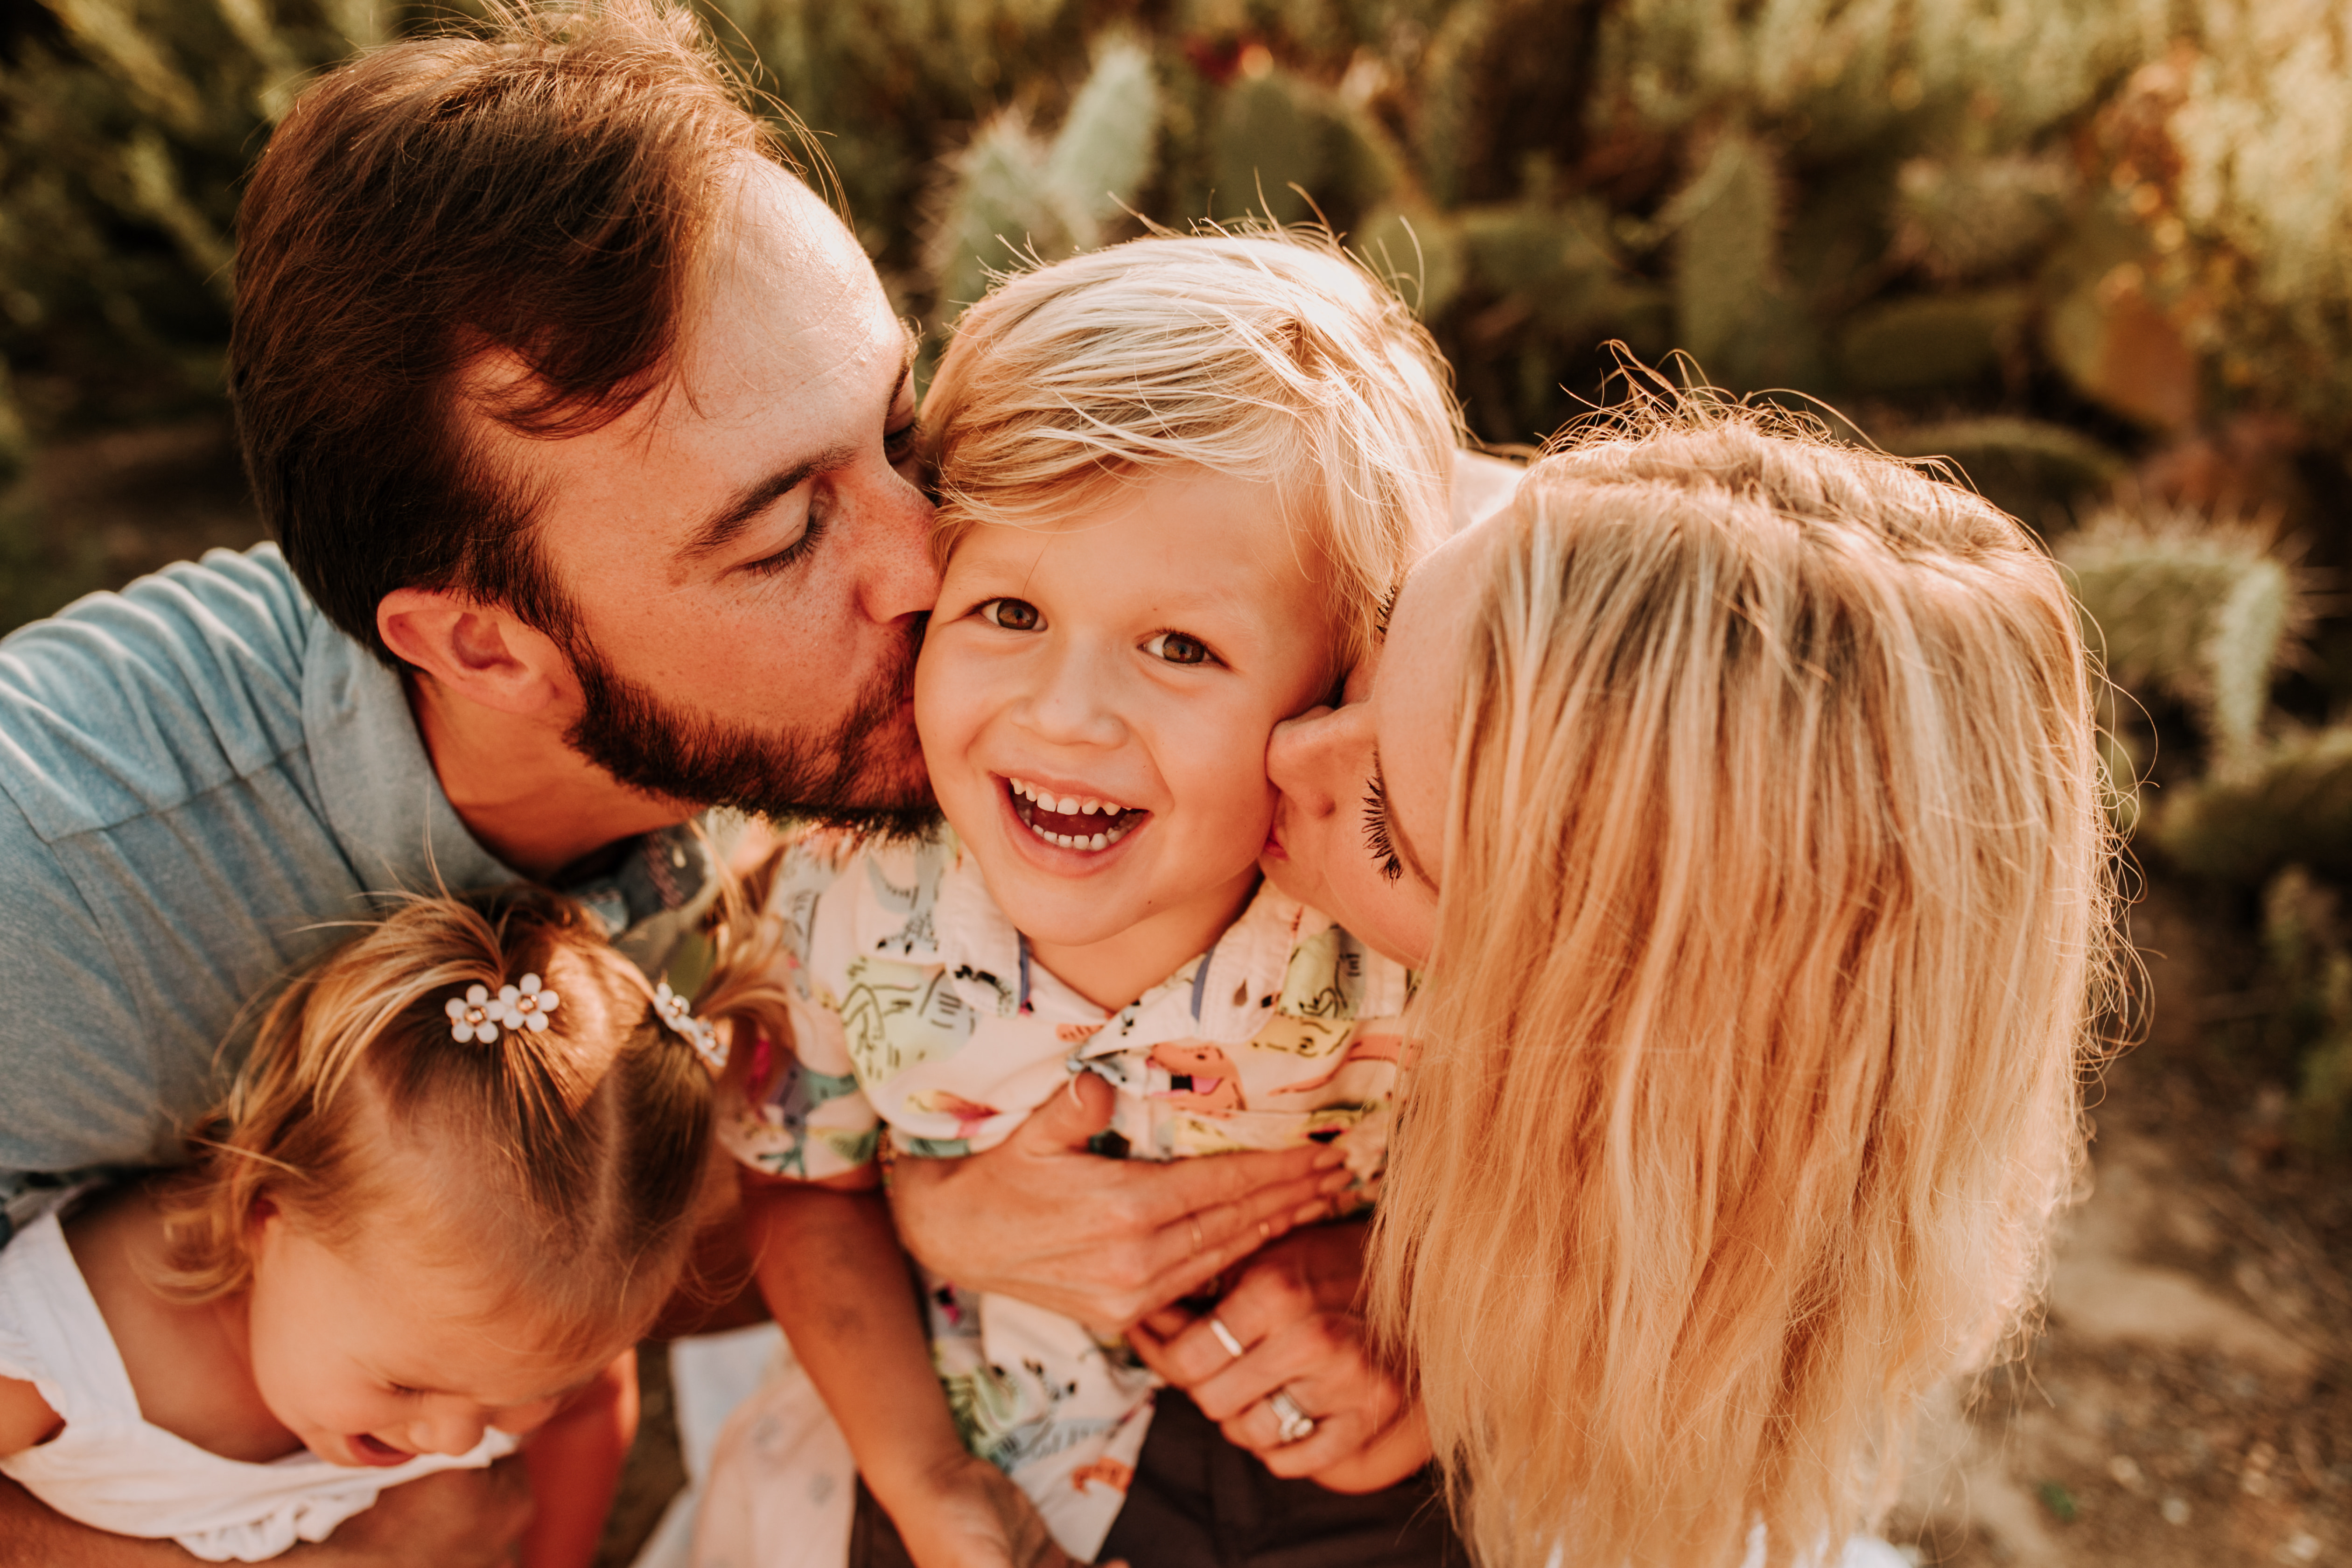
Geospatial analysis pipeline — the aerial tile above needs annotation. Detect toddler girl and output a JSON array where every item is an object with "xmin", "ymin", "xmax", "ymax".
[
  {"xmin": 697, "ymin": 231, "xmax": 1461, "ymax": 1568},
  {"xmin": 0, "ymin": 886, "xmax": 784, "ymax": 1564}
]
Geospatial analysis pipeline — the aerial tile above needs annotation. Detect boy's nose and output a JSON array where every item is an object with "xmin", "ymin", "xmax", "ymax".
[{"xmin": 1019, "ymin": 647, "xmax": 1127, "ymax": 748}]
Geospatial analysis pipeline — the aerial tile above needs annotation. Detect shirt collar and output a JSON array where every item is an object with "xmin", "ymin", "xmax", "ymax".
[
  {"xmin": 300, "ymin": 607, "xmax": 518, "ymax": 899},
  {"xmin": 296, "ymin": 604, "xmax": 715, "ymax": 936}
]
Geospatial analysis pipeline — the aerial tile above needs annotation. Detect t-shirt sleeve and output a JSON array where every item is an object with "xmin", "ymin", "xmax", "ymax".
[
  {"xmin": 0, "ymin": 799, "xmax": 159, "ymax": 1181},
  {"xmin": 713, "ymin": 985, "xmax": 882, "ymax": 1182}
]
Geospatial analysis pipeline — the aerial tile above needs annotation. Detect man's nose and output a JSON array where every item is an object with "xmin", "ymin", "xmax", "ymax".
[{"xmin": 857, "ymin": 461, "xmax": 942, "ymax": 625}]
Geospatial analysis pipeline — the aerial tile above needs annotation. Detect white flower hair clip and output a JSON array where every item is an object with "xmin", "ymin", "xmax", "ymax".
[
  {"xmin": 445, "ymin": 973, "xmax": 561, "ymax": 1045},
  {"xmin": 447, "ymin": 984, "xmax": 501, "ymax": 1044},
  {"xmin": 654, "ymin": 981, "xmax": 726, "ymax": 1071}
]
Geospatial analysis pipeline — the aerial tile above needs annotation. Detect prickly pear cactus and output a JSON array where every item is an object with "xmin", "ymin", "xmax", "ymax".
[
  {"xmin": 2060, "ymin": 508, "xmax": 2299, "ymax": 778},
  {"xmin": 2256, "ymin": 866, "xmax": 2352, "ymax": 1151},
  {"xmin": 925, "ymin": 40, "xmax": 1161, "ymax": 320},
  {"xmin": 2156, "ymin": 729, "xmax": 2352, "ymax": 887}
]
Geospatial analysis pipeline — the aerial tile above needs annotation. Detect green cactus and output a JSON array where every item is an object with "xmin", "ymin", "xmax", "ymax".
[
  {"xmin": 1457, "ymin": 194, "xmax": 1659, "ymax": 338},
  {"xmin": 1662, "ymin": 123, "xmax": 1819, "ymax": 389},
  {"xmin": 2060, "ymin": 509, "xmax": 2299, "ymax": 777},
  {"xmin": 2155, "ymin": 729, "xmax": 2352, "ymax": 887},
  {"xmin": 1210, "ymin": 66, "xmax": 1361, "ymax": 225},
  {"xmin": 1409, "ymin": 0, "xmax": 1491, "ymax": 209},
  {"xmin": 1042, "ymin": 37, "xmax": 1159, "ymax": 237},
  {"xmin": 1892, "ymin": 154, "xmax": 2073, "ymax": 283},
  {"xmin": 1835, "ymin": 288, "xmax": 2030, "ymax": 392},
  {"xmin": 926, "ymin": 115, "xmax": 1065, "ymax": 318},
  {"xmin": 1355, "ymin": 203, "xmax": 1467, "ymax": 319},
  {"xmin": 924, "ymin": 40, "xmax": 1161, "ymax": 321},
  {"xmin": 1877, "ymin": 416, "xmax": 2126, "ymax": 526},
  {"xmin": 2256, "ymin": 866, "xmax": 2352, "ymax": 1151}
]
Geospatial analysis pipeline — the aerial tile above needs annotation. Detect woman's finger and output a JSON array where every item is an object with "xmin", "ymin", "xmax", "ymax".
[
  {"xmin": 1217, "ymin": 1392, "xmax": 1375, "ymax": 1477},
  {"xmin": 1183, "ymin": 1310, "xmax": 1366, "ymax": 1424},
  {"xmin": 1132, "ymin": 1232, "xmax": 1346, "ymax": 1389},
  {"xmin": 1299, "ymin": 1408, "xmax": 1435, "ymax": 1495},
  {"xmin": 1124, "ymin": 1178, "xmax": 1346, "ymax": 1322}
]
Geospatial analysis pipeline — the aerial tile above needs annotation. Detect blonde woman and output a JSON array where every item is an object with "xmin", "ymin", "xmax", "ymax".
[{"xmin": 1173, "ymin": 398, "xmax": 2114, "ymax": 1567}]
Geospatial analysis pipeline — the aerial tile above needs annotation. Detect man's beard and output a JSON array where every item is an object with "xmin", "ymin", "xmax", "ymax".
[{"xmin": 562, "ymin": 627, "xmax": 940, "ymax": 840}]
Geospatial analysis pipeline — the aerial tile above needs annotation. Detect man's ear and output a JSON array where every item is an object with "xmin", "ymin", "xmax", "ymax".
[{"xmin": 378, "ymin": 587, "xmax": 572, "ymax": 717}]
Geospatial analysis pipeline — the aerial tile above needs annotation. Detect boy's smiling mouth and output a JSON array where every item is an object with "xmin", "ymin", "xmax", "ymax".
[{"xmin": 1004, "ymin": 776, "xmax": 1149, "ymax": 853}]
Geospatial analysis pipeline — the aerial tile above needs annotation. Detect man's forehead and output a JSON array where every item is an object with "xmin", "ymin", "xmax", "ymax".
[
  {"xmin": 452, "ymin": 164, "xmax": 907, "ymax": 558},
  {"xmin": 665, "ymin": 162, "xmax": 898, "ymax": 417}
]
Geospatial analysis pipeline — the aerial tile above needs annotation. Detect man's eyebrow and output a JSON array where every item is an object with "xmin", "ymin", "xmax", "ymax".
[
  {"xmin": 677, "ymin": 444, "xmax": 851, "ymax": 564},
  {"xmin": 1376, "ymin": 745, "xmax": 1442, "ymax": 894},
  {"xmin": 677, "ymin": 336, "xmax": 921, "ymax": 567}
]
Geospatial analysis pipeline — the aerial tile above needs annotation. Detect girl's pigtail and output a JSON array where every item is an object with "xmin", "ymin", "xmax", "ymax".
[{"xmin": 671, "ymin": 846, "xmax": 797, "ymax": 1097}]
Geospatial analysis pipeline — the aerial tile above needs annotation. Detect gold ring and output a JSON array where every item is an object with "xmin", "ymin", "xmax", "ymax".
[{"xmin": 1188, "ymin": 1215, "xmax": 1205, "ymax": 1255}]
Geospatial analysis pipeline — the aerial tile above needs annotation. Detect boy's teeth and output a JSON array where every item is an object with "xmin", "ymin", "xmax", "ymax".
[
  {"xmin": 1089, "ymin": 833, "xmax": 1107, "ymax": 849},
  {"xmin": 1007, "ymin": 777, "xmax": 1133, "ymax": 816}
]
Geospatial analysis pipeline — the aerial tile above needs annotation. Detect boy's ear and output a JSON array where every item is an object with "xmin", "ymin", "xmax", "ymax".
[{"xmin": 377, "ymin": 588, "xmax": 573, "ymax": 717}]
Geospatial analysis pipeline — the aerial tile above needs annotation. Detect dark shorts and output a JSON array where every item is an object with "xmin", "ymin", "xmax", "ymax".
[{"xmin": 850, "ymin": 1390, "xmax": 1466, "ymax": 1568}]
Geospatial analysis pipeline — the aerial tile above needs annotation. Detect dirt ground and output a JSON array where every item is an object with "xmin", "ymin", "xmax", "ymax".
[
  {"xmin": 1883, "ymin": 885, "xmax": 2352, "ymax": 1568},
  {"xmin": 10, "ymin": 422, "xmax": 2345, "ymax": 1568}
]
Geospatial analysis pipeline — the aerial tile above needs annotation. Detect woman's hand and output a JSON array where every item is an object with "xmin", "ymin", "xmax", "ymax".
[
  {"xmin": 891, "ymin": 1451, "xmax": 1127, "ymax": 1568},
  {"xmin": 1126, "ymin": 1224, "xmax": 1431, "ymax": 1492},
  {"xmin": 888, "ymin": 1072, "xmax": 1349, "ymax": 1330}
]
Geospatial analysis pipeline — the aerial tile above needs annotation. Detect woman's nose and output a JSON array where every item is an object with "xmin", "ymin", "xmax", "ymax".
[{"xmin": 1267, "ymin": 705, "xmax": 1346, "ymax": 815}]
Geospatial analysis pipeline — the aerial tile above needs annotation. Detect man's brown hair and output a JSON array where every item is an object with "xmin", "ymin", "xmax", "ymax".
[{"xmin": 231, "ymin": 1, "xmax": 796, "ymax": 665}]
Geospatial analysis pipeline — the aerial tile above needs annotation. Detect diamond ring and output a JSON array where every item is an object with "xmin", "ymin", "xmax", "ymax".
[{"xmin": 1267, "ymin": 1387, "xmax": 1316, "ymax": 1445}]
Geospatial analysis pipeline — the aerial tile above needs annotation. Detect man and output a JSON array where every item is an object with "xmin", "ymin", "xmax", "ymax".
[{"xmin": 0, "ymin": 5, "xmax": 1353, "ymax": 1561}]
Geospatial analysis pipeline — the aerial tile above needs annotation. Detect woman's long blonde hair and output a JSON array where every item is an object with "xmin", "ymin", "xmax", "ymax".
[{"xmin": 1372, "ymin": 398, "xmax": 2119, "ymax": 1568}]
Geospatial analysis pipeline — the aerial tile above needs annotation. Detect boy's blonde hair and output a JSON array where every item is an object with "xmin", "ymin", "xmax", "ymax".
[
  {"xmin": 160, "ymin": 886, "xmax": 791, "ymax": 1352},
  {"xmin": 922, "ymin": 230, "xmax": 1463, "ymax": 668},
  {"xmin": 1371, "ymin": 399, "xmax": 2118, "ymax": 1568}
]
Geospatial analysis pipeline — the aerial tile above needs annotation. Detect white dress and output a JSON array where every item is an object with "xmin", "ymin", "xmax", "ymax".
[{"xmin": 0, "ymin": 1197, "xmax": 517, "ymax": 1562}]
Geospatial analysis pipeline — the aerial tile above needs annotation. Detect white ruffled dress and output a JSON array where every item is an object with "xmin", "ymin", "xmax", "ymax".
[{"xmin": 0, "ymin": 1197, "xmax": 516, "ymax": 1561}]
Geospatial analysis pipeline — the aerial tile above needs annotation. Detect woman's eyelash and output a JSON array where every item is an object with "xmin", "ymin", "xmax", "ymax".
[{"xmin": 1363, "ymin": 770, "xmax": 1404, "ymax": 884}]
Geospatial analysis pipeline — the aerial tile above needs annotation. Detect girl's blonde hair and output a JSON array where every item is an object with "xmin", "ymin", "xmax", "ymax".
[
  {"xmin": 1372, "ymin": 398, "xmax": 2118, "ymax": 1568},
  {"xmin": 922, "ymin": 230, "xmax": 1463, "ymax": 668},
  {"xmin": 159, "ymin": 884, "xmax": 791, "ymax": 1352}
]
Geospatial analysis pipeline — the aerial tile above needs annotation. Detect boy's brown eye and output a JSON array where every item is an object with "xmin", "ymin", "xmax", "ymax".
[
  {"xmin": 979, "ymin": 598, "xmax": 1042, "ymax": 631},
  {"xmin": 1144, "ymin": 630, "xmax": 1211, "ymax": 665}
]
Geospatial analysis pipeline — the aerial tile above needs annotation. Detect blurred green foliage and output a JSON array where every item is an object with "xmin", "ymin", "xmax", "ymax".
[
  {"xmin": 6, "ymin": 0, "xmax": 2352, "ymax": 1141},
  {"xmin": 7, "ymin": 0, "xmax": 2352, "ymax": 456}
]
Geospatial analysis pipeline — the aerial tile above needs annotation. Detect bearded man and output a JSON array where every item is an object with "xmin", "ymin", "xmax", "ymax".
[{"xmin": 0, "ymin": 6, "xmax": 1414, "ymax": 1566}]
